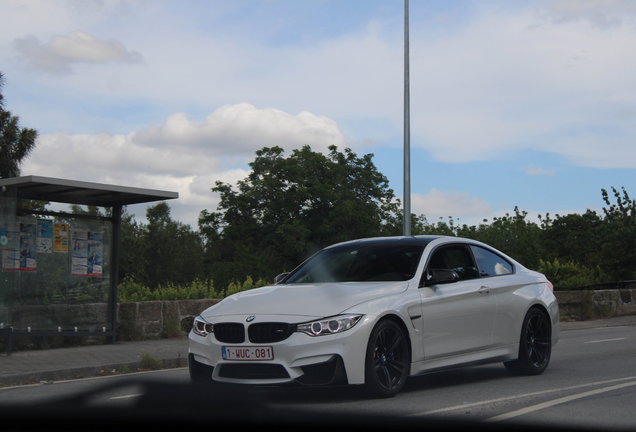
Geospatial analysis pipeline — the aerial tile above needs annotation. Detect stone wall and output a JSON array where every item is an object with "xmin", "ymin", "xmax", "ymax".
[
  {"xmin": 3, "ymin": 290, "xmax": 635, "ymax": 340},
  {"xmin": 554, "ymin": 289, "xmax": 636, "ymax": 319},
  {"xmin": 121, "ymin": 289, "xmax": 636, "ymax": 338},
  {"xmin": 116, "ymin": 299, "xmax": 221, "ymax": 339},
  {"xmin": 1, "ymin": 303, "xmax": 109, "ymax": 331},
  {"xmin": 1, "ymin": 299, "xmax": 220, "ymax": 339}
]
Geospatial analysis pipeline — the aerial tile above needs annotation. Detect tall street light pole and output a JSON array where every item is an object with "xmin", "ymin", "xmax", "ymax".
[{"xmin": 403, "ymin": 0, "xmax": 411, "ymax": 236}]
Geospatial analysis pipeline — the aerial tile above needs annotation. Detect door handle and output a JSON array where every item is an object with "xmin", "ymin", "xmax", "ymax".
[{"xmin": 478, "ymin": 286, "xmax": 491, "ymax": 294}]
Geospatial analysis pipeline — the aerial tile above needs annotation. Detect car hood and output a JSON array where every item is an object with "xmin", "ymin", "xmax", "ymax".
[{"xmin": 199, "ymin": 281, "xmax": 408, "ymax": 321}]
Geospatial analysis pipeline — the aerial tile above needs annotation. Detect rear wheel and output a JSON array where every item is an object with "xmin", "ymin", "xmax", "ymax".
[
  {"xmin": 364, "ymin": 320, "xmax": 409, "ymax": 398},
  {"xmin": 504, "ymin": 308, "xmax": 551, "ymax": 376}
]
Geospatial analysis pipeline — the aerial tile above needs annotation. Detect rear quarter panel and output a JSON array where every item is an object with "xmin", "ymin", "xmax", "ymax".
[{"xmin": 492, "ymin": 268, "xmax": 559, "ymax": 347}]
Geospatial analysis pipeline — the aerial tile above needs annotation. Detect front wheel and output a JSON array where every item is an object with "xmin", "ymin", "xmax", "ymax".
[
  {"xmin": 364, "ymin": 320, "xmax": 409, "ymax": 398},
  {"xmin": 504, "ymin": 308, "xmax": 552, "ymax": 376}
]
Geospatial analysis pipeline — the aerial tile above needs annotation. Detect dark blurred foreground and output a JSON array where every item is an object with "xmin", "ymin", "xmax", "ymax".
[{"xmin": 0, "ymin": 379, "xmax": 594, "ymax": 432}]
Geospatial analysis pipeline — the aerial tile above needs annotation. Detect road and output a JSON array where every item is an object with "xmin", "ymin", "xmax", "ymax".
[{"xmin": 1, "ymin": 324, "xmax": 635, "ymax": 430}]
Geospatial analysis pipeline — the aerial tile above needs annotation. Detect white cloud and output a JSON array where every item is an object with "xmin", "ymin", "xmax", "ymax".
[
  {"xmin": 408, "ymin": 3, "xmax": 636, "ymax": 168},
  {"xmin": 13, "ymin": 31, "xmax": 142, "ymax": 74},
  {"xmin": 410, "ymin": 189, "xmax": 494, "ymax": 226},
  {"xmin": 544, "ymin": 0, "xmax": 636, "ymax": 28},
  {"xmin": 3, "ymin": 0, "xmax": 636, "ymax": 229},
  {"xmin": 552, "ymin": 134, "xmax": 636, "ymax": 168},
  {"xmin": 0, "ymin": 1, "xmax": 145, "ymax": 44},
  {"xmin": 526, "ymin": 166, "xmax": 556, "ymax": 176},
  {"xmin": 133, "ymin": 103, "xmax": 345, "ymax": 155},
  {"xmin": 20, "ymin": 104, "xmax": 346, "ymax": 227},
  {"xmin": 3, "ymin": 1, "xmax": 636, "ymax": 172}
]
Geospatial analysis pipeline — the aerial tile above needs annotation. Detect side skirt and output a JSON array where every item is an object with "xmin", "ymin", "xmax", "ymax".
[{"xmin": 409, "ymin": 344, "xmax": 518, "ymax": 377}]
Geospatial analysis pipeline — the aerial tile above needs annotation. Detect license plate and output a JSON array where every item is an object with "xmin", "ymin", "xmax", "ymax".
[{"xmin": 222, "ymin": 346, "xmax": 274, "ymax": 361}]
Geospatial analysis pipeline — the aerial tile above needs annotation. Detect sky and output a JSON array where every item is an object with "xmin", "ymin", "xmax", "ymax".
[{"xmin": 1, "ymin": 0, "xmax": 635, "ymax": 229}]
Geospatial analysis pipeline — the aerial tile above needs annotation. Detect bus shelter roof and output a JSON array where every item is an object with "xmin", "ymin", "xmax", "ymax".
[{"xmin": 0, "ymin": 176, "xmax": 178, "ymax": 207}]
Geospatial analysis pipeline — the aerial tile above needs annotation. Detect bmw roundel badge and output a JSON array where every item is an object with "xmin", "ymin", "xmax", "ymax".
[{"xmin": 246, "ymin": 316, "xmax": 255, "ymax": 322}]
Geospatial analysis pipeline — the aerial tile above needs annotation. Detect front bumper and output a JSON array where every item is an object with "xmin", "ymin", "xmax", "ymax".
[
  {"xmin": 188, "ymin": 315, "xmax": 375, "ymax": 386},
  {"xmin": 188, "ymin": 353, "xmax": 348, "ymax": 386}
]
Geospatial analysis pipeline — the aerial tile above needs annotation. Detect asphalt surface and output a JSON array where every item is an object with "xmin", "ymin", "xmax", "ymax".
[{"xmin": 1, "ymin": 315, "xmax": 635, "ymax": 387}]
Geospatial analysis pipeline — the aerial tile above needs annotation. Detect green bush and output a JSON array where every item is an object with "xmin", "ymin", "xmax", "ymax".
[
  {"xmin": 118, "ymin": 278, "xmax": 155, "ymax": 303},
  {"xmin": 117, "ymin": 276, "xmax": 269, "ymax": 303},
  {"xmin": 538, "ymin": 259, "xmax": 609, "ymax": 290},
  {"xmin": 222, "ymin": 276, "xmax": 269, "ymax": 297}
]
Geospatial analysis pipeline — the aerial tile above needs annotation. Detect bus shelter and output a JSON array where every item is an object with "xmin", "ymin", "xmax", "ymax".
[{"xmin": 0, "ymin": 176, "xmax": 178, "ymax": 352}]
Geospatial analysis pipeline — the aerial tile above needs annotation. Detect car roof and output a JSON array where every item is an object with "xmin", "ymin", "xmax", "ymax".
[
  {"xmin": 326, "ymin": 235, "xmax": 448, "ymax": 249},
  {"xmin": 323, "ymin": 235, "xmax": 521, "ymax": 267}
]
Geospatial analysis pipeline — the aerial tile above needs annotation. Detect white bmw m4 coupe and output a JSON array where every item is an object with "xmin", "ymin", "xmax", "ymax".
[{"xmin": 189, "ymin": 235, "xmax": 559, "ymax": 397}]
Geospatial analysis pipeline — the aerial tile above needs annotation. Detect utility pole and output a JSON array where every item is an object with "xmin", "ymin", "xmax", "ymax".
[{"xmin": 403, "ymin": 0, "xmax": 411, "ymax": 236}]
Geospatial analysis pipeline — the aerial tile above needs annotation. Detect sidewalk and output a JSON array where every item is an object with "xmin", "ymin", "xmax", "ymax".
[
  {"xmin": 0, "ymin": 337, "xmax": 188, "ymax": 386},
  {"xmin": 1, "ymin": 315, "xmax": 635, "ymax": 387}
]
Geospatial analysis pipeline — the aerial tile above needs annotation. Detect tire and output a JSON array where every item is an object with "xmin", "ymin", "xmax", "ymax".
[
  {"xmin": 504, "ymin": 308, "xmax": 552, "ymax": 376},
  {"xmin": 364, "ymin": 319, "xmax": 409, "ymax": 398}
]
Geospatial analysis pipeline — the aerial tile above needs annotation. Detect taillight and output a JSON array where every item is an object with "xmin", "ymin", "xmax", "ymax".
[{"xmin": 547, "ymin": 280, "xmax": 554, "ymax": 293}]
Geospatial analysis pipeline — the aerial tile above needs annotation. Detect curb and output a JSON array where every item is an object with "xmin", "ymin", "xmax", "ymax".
[
  {"xmin": 558, "ymin": 315, "xmax": 636, "ymax": 331},
  {"xmin": 0, "ymin": 357, "xmax": 188, "ymax": 387}
]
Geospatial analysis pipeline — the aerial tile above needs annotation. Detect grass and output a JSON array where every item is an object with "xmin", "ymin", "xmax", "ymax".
[
  {"xmin": 161, "ymin": 320, "xmax": 183, "ymax": 339},
  {"xmin": 140, "ymin": 352, "xmax": 163, "ymax": 370}
]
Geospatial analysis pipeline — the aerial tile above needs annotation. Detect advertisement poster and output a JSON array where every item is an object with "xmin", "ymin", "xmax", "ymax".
[
  {"xmin": 19, "ymin": 223, "xmax": 36, "ymax": 271},
  {"xmin": 1, "ymin": 223, "xmax": 19, "ymax": 249},
  {"xmin": 1, "ymin": 223, "xmax": 20, "ymax": 271},
  {"xmin": 37, "ymin": 219, "xmax": 53, "ymax": 254},
  {"xmin": 0, "ymin": 223, "xmax": 15, "ymax": 250},
  {"xmin": 2, "ymin": 249, "xmax": 20, "ymax": 271},
  {"xmin": 71, "ymin": 230, "xmax": 88, "ymax": 276},
  {"xmin": 53, "ymin": 223, "xmax": 69, "ymax": 253},
  {"xmin": 71, "ymin": 230, "xmax": 103, "ymax": 277},
  {"xmin": 87, "ymin": 231, "xmax": 103, "ymax": 277}
]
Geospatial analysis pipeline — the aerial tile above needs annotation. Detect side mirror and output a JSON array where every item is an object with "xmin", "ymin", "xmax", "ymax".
[
  {"xmin": 274, "ymin": 272, "xmax": 290, "ymax": 284},
  {"xmin": 423, "ymin": 269, "xmax": 459, "ymax": 287}
]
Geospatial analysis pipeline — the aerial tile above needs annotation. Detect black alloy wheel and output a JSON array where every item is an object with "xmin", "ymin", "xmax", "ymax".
[
  {"xmin": 365, "ymin": 319, "xmax": 409, "ymax": 398},
  {"xmin": 504, "ymin": 307, "xmax": 552, "ymax": 376}
]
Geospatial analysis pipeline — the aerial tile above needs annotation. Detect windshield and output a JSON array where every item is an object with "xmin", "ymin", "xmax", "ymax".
[{"xmin": 284, "ymin": 243, "xmax": 425, "ymax": 283}]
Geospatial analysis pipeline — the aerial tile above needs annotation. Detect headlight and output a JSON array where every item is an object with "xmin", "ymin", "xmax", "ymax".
[
  {"xmin": 297, "ymin": 314, "xmax": 362, "ymax": 336},
  {"xmin": 193, "ymin": 316, "xmax": 214, "ymax": 337}
]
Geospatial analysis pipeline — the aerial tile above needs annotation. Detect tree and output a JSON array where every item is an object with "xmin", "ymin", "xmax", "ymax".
[
  {"xmin": 541, "ymin": 210, "xmax": 603, "ymax": 271},
  {"xmin": 143, "ymin": 202, "xmax": 204, "ymax": 289},
  {"xmin": 118, "ymin": 209, "xmax": 147, "ymax": 285},
  {"xmin": 69, "ymin": 203, "xmax": 207, "ymax": 288},
  {"xmin": 0, "ymin": 72, "xmax": 38, "ymax": 178},
  {"xmin": 599, "ymin": 187, "xmax": 636, "ymax": 280},
  {"xmin": 412, "ymin": 208, "xmax": 545, "ymax": 270},
  {"xmin": 463, "ymin": 207, "xmax": 544, "ymax": 269},
  {"xmin": 199, "ymin": 145, "xmax": 398, "ymax": 289}
]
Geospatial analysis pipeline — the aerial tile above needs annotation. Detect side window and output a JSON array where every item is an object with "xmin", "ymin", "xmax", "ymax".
[
  {"xmin": 427, "ymin": 245, "xmax": 479, "ymax": 281},
  {"xmin": 470, "ymin": 246, "xmax": 513, "ymax": 277}
]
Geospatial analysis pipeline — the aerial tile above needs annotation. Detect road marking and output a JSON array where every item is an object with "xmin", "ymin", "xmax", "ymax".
[
  {"xmin": 406, "ymin": 375, "xmax": 636, "ymax": 417},
  {"xmin": 484, "ymin": 380, "xmax": 636, "ymax": 423},
  {"xmin": 109, "ymin": 393, "xmax": 143, "ymax": 400},
  {"xmin": 585, "ymin": 338, "xmax": 627, "ymax": 344}
]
